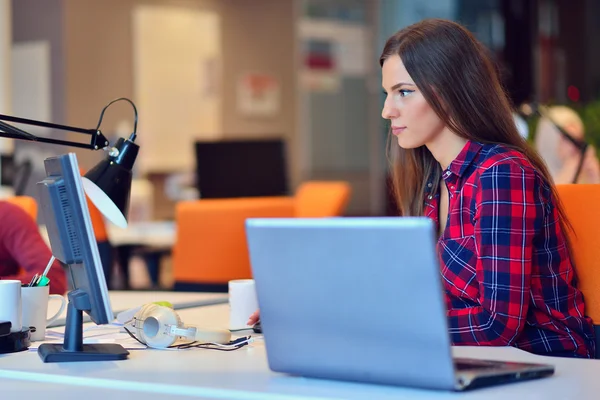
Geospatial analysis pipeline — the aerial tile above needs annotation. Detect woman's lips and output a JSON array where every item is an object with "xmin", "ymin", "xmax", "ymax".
[{"xmin": 392, "ymin": 126, "xmax": 406, "ymax": 136}]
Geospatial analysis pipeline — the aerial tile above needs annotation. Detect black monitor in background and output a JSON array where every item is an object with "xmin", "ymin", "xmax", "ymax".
[
  {"xmin": 0, "ymin": 154, "xmax": 33, "ymax": 196},
  {"xmin": 36, "ymin": 153, "xmax": 129, "ymax": 363},
  {"xmin": 195, "ymin": 139, "xmax": 289, "ymax": 199}
]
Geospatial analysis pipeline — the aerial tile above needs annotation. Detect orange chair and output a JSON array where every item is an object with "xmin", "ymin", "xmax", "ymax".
[
  {"xmin": 294, "ymin": 181, "xmax": 351, "ymax": 217},
  {"xmin": 555, "ymin": 184, "xmax": 600, "ymax": 358},
  {"xmin": 5, "ymin": 196, "xmax": 38, "ymax": 220},
  {"xmin": 172, "ymin": 197, "xmax": 295, "ymax": 290}
]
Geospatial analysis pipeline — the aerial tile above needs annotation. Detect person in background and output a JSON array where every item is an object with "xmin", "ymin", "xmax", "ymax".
[
  {"xmin": 534, "ymin": 105, "xmax": 600, "ymax": 184},
  {"xmin": 0, "ymin": 201, "xmax": 67, "ymax": 295}
]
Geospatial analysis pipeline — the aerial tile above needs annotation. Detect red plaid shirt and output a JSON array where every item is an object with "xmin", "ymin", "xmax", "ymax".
[{"xmin": 425, "ymin": 141, "xmax": 595, "ymax": 358}]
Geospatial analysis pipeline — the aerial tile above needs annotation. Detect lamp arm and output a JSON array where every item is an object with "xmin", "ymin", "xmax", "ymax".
[{"xmin": 0, "ymin": 114, "xmax": 109, "ymax": 150}]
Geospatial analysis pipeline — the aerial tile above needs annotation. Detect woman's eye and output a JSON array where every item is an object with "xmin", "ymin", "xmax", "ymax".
[{"xmin": 398, "ymin": 89, "xmax": 414, "ymax": 97}]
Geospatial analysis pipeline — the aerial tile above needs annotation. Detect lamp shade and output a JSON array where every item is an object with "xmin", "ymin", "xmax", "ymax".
[{"xmin": 82, "ymin": 137, "xmax": 139, "ymax": 228}]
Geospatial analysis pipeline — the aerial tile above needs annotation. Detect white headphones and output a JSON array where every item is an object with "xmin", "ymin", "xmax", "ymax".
[{"xmin": 124, "ymin": 303, "xmax": 231, "ymax": 349}]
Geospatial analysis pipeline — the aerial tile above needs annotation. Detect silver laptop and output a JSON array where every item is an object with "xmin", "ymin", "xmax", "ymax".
[{"xmin": 245, "ymin": 217, "xmax": 554, "ymax": 391}]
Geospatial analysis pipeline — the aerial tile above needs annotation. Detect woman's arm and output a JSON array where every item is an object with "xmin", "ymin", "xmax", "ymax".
[{"xmin": 447, "ymin": 162, "xmax": 540, "ymax": 346}]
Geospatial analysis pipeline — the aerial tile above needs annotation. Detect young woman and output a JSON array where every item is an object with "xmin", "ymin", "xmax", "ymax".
[{"xmin": 380, "ymin": 19, "xmax": 594, "ymax": 358}]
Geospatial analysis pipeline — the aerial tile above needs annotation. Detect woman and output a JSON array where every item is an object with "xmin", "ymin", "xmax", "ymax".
[
  {"xmin": 534, "ymin": 105, "xmax": 600, "ymax": 184},
  {"xmin": 250, "ymin": 18, "xmax": 594, "ymax": 358},
  {"xmin": 379, "ymin": 18, "xmax": 593, "ymax": 358}
]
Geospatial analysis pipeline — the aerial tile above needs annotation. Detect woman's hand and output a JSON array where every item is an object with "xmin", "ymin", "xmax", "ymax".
[{"xmin": 247, "ymin": 310, "xmax": 260, "ymax": 326}]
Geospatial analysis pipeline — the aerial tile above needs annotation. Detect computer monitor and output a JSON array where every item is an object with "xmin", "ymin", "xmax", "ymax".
[
  {"xmin": 195, "ymin": 138, "xmax": 289, "ymax": 198},
  {"xmin": 36, "ymin": 153, "xmax": 129, "ymax": 362}
]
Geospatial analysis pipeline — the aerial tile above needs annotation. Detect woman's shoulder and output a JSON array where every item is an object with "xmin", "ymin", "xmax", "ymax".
[{"xmin": 475, "ymin": 142, "xmax": 537, "ymax": 175}]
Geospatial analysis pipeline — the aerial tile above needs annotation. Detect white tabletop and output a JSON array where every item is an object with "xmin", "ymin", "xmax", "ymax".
[
  {"xmin": 2, "ymin": 302, "xmax": 600, "ymax": 399},
  {"xmin": 48, "ymin": 290, "xmax": 228, "ymax": 327}
]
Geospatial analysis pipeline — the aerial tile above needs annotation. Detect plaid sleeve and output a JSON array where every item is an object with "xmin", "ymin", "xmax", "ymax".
[{"xmin": 447, "ymin": 162, "xmax": 539, "ymax": 346}]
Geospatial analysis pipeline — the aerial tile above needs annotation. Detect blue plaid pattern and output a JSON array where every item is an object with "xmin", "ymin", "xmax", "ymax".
[{"xmin": 425, "ymin": 141, "xmax": 595, "ymax": 358}]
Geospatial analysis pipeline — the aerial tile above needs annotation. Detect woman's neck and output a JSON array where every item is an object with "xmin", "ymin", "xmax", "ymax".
[{"xmin": 426, "ymin": 130, "xmax": 468, "ymax": 170}]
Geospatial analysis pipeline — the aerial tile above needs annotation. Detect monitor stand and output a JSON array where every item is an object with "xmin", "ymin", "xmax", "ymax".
[{"xmin": 38, "ymin": 289, "xmax": 130, "ymax": 362}]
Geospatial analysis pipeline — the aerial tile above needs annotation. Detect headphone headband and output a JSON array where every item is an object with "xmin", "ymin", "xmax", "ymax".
[{"xmin": 127, "ymin": 304, "xmax": 231, "ymax": 348}]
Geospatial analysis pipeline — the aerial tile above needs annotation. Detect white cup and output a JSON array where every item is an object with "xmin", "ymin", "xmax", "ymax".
[
  {"xmin": 21, "ymin": 285, "xmax": 67, "ymax": 341},
  {"xmin": 0, "ymin": 280, "xmax": 22, "ymax": 332},
  {"xmin": 228, "ymin": 279, "xmax": 258, "ymax": 330}
]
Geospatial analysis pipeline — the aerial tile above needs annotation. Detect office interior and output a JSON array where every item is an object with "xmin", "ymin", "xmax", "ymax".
[{"xmin": 0, "ymin": 0, "xmax": 599, "ymax": 290}]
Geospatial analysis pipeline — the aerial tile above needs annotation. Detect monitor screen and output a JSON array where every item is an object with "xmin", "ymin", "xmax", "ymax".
[
  {"xmin": 36, "ymin": 153, "xmax": 128, "ymax": 362},
  {"xmin": 195, "ymin": 139, "xmax": 289, "ymax": 199}
]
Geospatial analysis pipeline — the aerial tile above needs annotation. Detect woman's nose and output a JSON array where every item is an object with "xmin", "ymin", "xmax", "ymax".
[{"xmin": 381, "ymin": 99, "xmax": 399, "ymax": 120}]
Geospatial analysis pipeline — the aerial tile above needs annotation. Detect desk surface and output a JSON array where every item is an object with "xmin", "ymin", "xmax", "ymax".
[
  {"xmin": 48, "ymin": 290, "xmax": 228, "ymax": 328},
  {"xmin": 2, "ymin": 302, "xmax": 600, "ymax": 399}
]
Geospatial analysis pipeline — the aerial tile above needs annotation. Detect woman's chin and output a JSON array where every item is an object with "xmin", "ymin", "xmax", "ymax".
[{"xmin": 396, "ymin": 135, "xmax": 422, "ymax": 149}]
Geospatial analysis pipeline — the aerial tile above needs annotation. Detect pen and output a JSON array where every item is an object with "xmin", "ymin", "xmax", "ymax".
[{"xmin": 28, "ymin": 256, "xmax": 55, "ymax": 287}]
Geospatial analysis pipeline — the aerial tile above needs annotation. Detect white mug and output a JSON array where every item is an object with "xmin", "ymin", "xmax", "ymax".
[
  {"xmin": 228, "ymin": 279, "xmax": 259, "ymax": 330},
  {"xmin": 0, "ymin": 280, "xmax": 22, "ymax": 332},
  {"xmin": 21, "ymin": 285, "xmax": 67, "ymax": 341}
]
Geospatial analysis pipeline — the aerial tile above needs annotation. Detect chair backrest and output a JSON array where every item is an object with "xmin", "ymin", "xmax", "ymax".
[
  {"xmin": 555, "ymin": 184, "xmax": 600, "ymax": 358},
  {"xmin": 294, "ymin": 181, "xmax": 351, "ymax": 218},
  {"xmin": 172, "ymin": 197, "xmax": 295, "ymax": 288},
  {"xmin": 5, "ymin": 196, "xmax": 38, "ymax": 220}
]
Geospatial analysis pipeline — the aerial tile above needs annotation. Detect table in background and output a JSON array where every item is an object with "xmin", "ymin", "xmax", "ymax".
[
  {"xmin": 40, "ymin": 221, "xmax": 177, "ymax": 289},
  {"xmin": 2, "ymin": 301, "xmax": 600, "ymax": 399},
  {"xmin": 107, "ymin": 221, "xmax": 176, "ymax": 289}
]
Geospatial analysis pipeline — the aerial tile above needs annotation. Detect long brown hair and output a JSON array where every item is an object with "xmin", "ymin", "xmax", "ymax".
[{"xmin": 379, "ymin": 19, "xmax": 571, "ymax": 237}]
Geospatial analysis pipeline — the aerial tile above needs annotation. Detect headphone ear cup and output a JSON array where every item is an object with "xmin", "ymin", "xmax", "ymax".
[{"xmin": 133, "ymin": 304, "xmax": 180, "ymax": 348}]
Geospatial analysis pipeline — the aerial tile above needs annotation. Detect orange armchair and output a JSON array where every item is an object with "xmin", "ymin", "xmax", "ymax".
[
  {"xmin": 172, "ymin": 197, "xmax": 295, "ymax": 290},
  {"xmin": 5, "ymin": 196, "xmax": 38, "ymax": 220},
  {"xmin": 172, "ymin": 180, "xmax": 352, "ymax": 290},
  {"xmin": 294, "ymin": 181, "xmax": 351, "ymax": 217},
  {"xmin": 555, "ymin": 184, "xmax": 600, "ymax": 358}
]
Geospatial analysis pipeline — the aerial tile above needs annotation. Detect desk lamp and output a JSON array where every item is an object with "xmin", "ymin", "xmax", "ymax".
[
  {"xmin": 0, "ymin": 98, "xmax": 139, "ymax": 227},
  {"xmin": 0, "ymin": 98, "xmax": 139, "ymax": 359}
]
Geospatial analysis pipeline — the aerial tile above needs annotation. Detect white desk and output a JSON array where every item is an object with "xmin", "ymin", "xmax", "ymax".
[
  {"xmin": 2, "ymin": 301, "xmax": 600, "ymax": 399},
  {"xmin": 48, "ymin": 290, "xmax": 228, "ymax": 327}
]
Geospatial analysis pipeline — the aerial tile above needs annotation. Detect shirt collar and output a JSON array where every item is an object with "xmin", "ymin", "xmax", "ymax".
[{"xmin": 446, "ymin": 140, "xmax": 483, "ymax": 178}]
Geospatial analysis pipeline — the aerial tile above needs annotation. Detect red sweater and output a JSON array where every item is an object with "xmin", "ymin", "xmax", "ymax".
[{"xmin": 0, "ymin": 201, "xmax": 67, "ymax": 295}]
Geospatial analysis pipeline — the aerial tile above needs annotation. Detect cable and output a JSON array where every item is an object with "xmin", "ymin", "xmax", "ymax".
[
  {"xmin": 94, "ymin": 97, "xmax": 138, "ymax": 142},
  {"xmin": 122, "ymin": 326, "xmax": 254, "ymax": 351},
  {"xmin": 172, "ymin": 336, "xmax": 255, "ymax": 351}
]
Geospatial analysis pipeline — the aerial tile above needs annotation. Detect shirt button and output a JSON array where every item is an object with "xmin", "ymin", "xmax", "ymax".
[
  {"xmin": 450, "ymin": 185, "xmax": 455, "ymax": 190},
  {"xmin": 428, "ymin": 195, "xmax": 433, "ymax": 200},
  {"xmin": 427, "ymin": 182, "xmax": 432, "ymax": 188}
]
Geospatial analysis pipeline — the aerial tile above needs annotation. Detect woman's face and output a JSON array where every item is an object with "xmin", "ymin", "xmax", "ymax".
[{"xmin": 381, "ymin": 55, "xmax": 446, "ymax": 149}]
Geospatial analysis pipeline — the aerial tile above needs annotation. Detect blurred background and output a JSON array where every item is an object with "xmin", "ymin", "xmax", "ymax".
[{"xmin": 0, "ymin": 0, "xmax": 598, "ymax": 290}]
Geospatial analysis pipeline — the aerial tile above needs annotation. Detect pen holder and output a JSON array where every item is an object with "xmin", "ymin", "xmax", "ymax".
[{"xmin": 21, "ymin": 286, "xmax": 66, "ymax": 341}]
